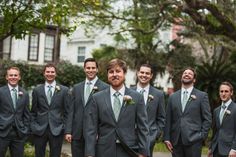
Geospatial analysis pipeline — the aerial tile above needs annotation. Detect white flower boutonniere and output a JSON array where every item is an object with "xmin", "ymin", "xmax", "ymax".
[
  {"xmin": 225, "ymin": 110, "xmax": 231, "ymax": 115},
  {"xmin": 123, "ymin": 95, "xmax": 135, "ymax": 105},
  {"xmin": 91, "ymin": 86, "xmax": 98, "ymax": 94},
  {"xmin": 189, "ymin": 94, "xmax": 197, "ymax": 101},
  {"xmin": 148, "ymin": 94, "xmax": 154, "ymax": 102},
  {"xmin": 55, "ymin": 85, "xmax": 61, "ymax": 92},
  {"xmin": 18, "ymin": 91, "xmax": 23, "ymax": 97}
]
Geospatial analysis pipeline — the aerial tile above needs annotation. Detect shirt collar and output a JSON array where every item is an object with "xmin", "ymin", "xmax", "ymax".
[
  {"xmin": 45, "ymin": 81, "xmax": 56, "ymax": 88},
  {"xmin": 110, "ymin": 84, "xmax": 125, "ymax": 96},
  {"xmin": 181, "ymin": 86, "xmax": 194, "ymax": 94},
  {"xmin": 137, "ymin": 84, "xmax": 150, "ymax": 92},
  {"xmin": 85, "ymin": 76, "xmax": 98, "ymax": 85},
  {"xmin": 8, "ymin": 84, "xmax": 19, "ymax": 91},
  {"xmin": 222, "ymin": 99, "xmax": 232, "ymax": 108}
]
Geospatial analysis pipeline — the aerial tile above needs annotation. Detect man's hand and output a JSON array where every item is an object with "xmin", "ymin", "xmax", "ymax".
[
  {"xmin": 64, "ymin": 134, "xmax": 72, "ymax": 143},
  {"xmin": 164, "ymin": 141, "xmax": 173, "ymax": 153},
  {"xmin": 207, "ymin": 149, "xmax": 213, "ymax": 157},
  {"xmin": 229, "ymin": 149, "xmax": 236, "ymax": 157}
]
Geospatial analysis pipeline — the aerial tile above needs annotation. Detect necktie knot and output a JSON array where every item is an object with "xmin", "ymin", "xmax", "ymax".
[
  {"xmin": 221, "ymin": 103, "xmax": 226, "ymax": 110},
  {"xmin": 114, "ymin": 92, "xmax": 120, "ymax": 97},
  {"xmin": 140, "ymin": 89, "xmax": 145, "ymax": 94}
]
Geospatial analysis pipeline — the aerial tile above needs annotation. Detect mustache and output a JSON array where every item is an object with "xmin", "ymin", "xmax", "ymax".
[{"xmin": 111, "ymin": 76, "xmax": 119, "ymax": 80}]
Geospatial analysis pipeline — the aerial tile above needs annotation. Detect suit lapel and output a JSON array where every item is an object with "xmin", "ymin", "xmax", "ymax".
[
  {"xmin": 183, "ymin": 88, "xmax": 196, "ymax": 113},
  {"xmin": 4, "ymin": 86, "xmax": 15, "ymax": 110},
  {"xmin": 146, "ymin": 86, "xmax": 154, "ymax": 109},
  {"xmin": 215, "ymin": 107, "xmax": 221, "ymax": 127},
  {"xmin": 40, "ymin": 85, "xmax": 49, "ymax": 105},
  {"xmin": 176, "ymin": 90, "xmax": 182, "ymax": 112},
  {"xmin": 221, "ymin": 102, "xmax": 233, "ymax": 125},
  {"xmin": 118, "ymin": 87, "xmax": 129, "ymax": 121},
  {"xmin": 104, "ymin": 88, "xmax": 117, "ymax": 122}
]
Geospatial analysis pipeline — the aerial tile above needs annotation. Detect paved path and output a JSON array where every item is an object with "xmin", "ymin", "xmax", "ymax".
[{"xmin": 61, "ymin": 143, "xmax": 207, "ymax": 157}]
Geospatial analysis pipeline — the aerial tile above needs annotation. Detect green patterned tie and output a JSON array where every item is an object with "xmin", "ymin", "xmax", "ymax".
[
  {"xmin": 12, "ymin": 88, "xmax": 17, "ymax": 109},
  {"xmin": 47, "ymin": 85, "xmax": 52, "ymax": 104},
  {"xmin": 182, "ymin": 90, "xmax": 188, "ymax": 112},
  {"xmin": 84, "ymin": 82, "xmax": 91, "ymax": 104},
  {"xmin": 113, "ymin": 92, "xmax": 121, "ymax": 121},
  {"xmin": 219, "ymin": 103, "xmax": 226, "ymax": 124}
]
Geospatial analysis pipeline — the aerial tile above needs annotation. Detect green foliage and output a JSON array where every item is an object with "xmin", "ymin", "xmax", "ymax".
[
  {"xmin": 56, "ymin": 60, "xmax": 85, "ymax": 87},
  {"xmin": 0, "ymin": 59, "xmax": 85, "ymax": 89},
  {"xmin": 166, "ymin": 40, "xmax": 196, "ymax": 90}
]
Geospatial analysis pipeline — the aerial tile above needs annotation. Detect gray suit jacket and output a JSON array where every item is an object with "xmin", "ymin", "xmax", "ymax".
[
  {"xmin": 163, "ymin": 88, "xmax": 212, "ymax": 146},
  {"xmin": 132, "ymin": 86, "xmax": 165, "ymax": 146},
  {"xmin": 30, "ymin": 84, "xmax": 70, "ymax": 136},
  {"xmin": 84, "ymin": 87, "xmax": 149, "ymax": 157},
  {"xmin": 0, "ymin": 85, "xmax": 30, "ymax": 137},
  {"xmin": 210, "ymin": 101, "xmax": 236, "ymax": 156},
  {"xmin": 64, "ymin": 79, "xmax": 108, "ymax": 140}
]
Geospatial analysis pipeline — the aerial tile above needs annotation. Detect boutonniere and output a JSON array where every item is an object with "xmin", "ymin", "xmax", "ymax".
[
  {"xmin": 123, "ymin": 95, "xmax": 135, "ymax": 105},
  {"xmin": 18, "ymin": 91, "xmax": 23, "ymax": 97},
  {"xmin": 91, "ymin": 86, "xmax": 98, "ymax": 94},
  {"xmin": 225, "ymin": 110, "xmax": 231, "ymax": 115},
  {"xmin": 189, "ymin": 94, "xmax": 197, "ymax": 101},
  {"xmin": 148, "ymin": 94, "xmax": 154, "ymax": 102},
  {"xmin": 55, "ymin": 85, "xmax": 61, "ymax": 92}
]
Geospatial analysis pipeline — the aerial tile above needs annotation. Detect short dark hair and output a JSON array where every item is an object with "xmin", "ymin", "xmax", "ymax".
[
  {"xmin": 220, "ymin": 81, "xmax": 234, "ymax": 92},
  {"xmin": 182, "ymin": 67, "xmax": 197, "ymax": 79},
  {"xmin": 6, "ymin": 66, "xmax": 21, "ymax": 76},
  {"xmin": 43, "ymin": 63, "xmax": 57, "ymax": 73},
  {"xmin": 138, "ymin": 64, "xmax": 153, "ymax": 74},
  {"xmin": 107, "ymin": 58, "xmax": 127, "ymax": 73},
  {"xmin": 84, "ymin": 58, "xmax": 98, "ymax": 68}
]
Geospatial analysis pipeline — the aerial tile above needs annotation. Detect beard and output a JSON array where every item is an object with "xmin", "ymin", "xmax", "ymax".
[{"xmin": 181, "ymin": 78, "xmax": 194, "ymax": 85}]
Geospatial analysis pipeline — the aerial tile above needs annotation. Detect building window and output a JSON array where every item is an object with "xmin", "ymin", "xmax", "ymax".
[
  {"xmin": 77, "ymin": 46, "xmax": 86, "ymax": 63},
  {"xmin": 44, "ymin": 34, "xmax": 55, "ymax": 62},
  {"xmin": 28, "ymin": 33, "xmax": 39, "ymax": 61}
]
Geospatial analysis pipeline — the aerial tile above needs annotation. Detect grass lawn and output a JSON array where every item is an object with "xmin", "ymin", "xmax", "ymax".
[{"xmin": 154, "ymin": 142, "xmax": 208, "ymax": 154}]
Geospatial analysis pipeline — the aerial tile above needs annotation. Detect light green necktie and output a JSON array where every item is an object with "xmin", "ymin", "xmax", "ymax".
[
  {"xmin": 11, "ymin": 88, "xmax": 17, "ymax": 109},
  {"xmin": 113, "ymin": 92, "xmax": 121, "ymax": 121},
  {"xmin": 84, "ymin": 82, "xmax": 91, "ymax": 104},
  {"xmin": 182, "ymin": 90, "xmax": 188, "ymax": 112},
  {"xmin": 47, "ymin": 85, "xmax": 52, "ymax": 104},
  {"xmin": 219, "ymin": 103, "xmax": 226, "ymax": 124},
  {"xmin": 140, "ymin": 88, "xmax": 145, "ymax": 95}
]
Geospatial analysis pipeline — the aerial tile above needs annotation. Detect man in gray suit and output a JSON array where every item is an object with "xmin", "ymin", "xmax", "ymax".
[
  {"xmin": 0, "ymin": 66, "xmax": 30, "ymax": 157},
  {"xmin": 65, "ymin": 58, "xmax": 108, "ymax": 157},
  {"xmin": 208, "ymin": 81, "xmax": 236, "ymax": 157},
  {"xmin": 84, "ymin": 58, "xmax": 149, "ymax": 157},
  {"xmin": 132, "ymin": 64, "xmax": 165, "ymax": 157},
  {"xmin": 30, "ymin": 63, "xmax": 70, "ymax": 157},
  {"xmin": 164, "ymin": 67, "xmax": 212, "ymax": 157}
]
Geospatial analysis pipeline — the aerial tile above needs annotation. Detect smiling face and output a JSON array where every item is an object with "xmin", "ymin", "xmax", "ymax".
[
  {"xmin": 219, "ymin": 84, "xmax": 233, "ymax": 103},
  {"xmin": 137, "ymin": 66, "xmax": 153, "ymax": 87},
  {"xmin": 181, "ymin": 69, "xmax": 195, "ymax": 86},
  {"xmin": 44, "ymin": 66, "xmax": 56, "ymax": 84},
  {"xmin": 84, "ymin": 61, "xmax": 98, "ymax": 81},
  {"xmin": 108, "ymin": 65, "xmax": 125, "ymax": 91},
  {"xmin": 6, "ymin": 68, "xmax": 21, "ymax": 87}
]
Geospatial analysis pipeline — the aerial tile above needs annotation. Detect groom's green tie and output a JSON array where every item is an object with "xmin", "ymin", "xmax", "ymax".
[
  {"xmin": 11, "ymin": 88, "xmax": 17, "ymax": 109},
  {"xmin": 113, "ymin": 92, "xmax": 121, "ymax": 121}
]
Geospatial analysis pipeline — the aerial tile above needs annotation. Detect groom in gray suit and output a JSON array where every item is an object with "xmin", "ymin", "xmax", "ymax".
[
  {"xmin": 208, "ymin": 82, "xmax": 236, "ymax": 157},
  {"xmin": 65, "ymin": 58, "xmax": 108, "ymax": 157},
  {"xmin": 31, "ymin": 63, "xmax": 70, "ymax": 157},
  {"xmin": 164, "ymin": 67, "xmax": 212, "ymax": 157},
  {"xmin": 0, "ymin": 66, "xmax": 30, "ymax": 157},
  {"xmin": 132, "ymin": 64, "xmax": 165, "ymax": 157},
  {"xmin": 84, "ymin": 58, "xmax": 149, "ymax": 157}
]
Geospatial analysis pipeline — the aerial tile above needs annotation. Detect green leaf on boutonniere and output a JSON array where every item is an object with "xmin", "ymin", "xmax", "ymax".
[
  {"xmin": 91, "ymin": 86, "xmax": 98, "ymax": 94},
  {"xmin": 123, "ymin": 95, "xmax": 135, "ymax": 105}
]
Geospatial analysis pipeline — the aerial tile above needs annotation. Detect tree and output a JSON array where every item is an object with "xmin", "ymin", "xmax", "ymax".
[
  {"xmin": 172, "ymin": 0, "xmax": 236, "ymax": 43},
  {"xmin": 0, "ymin": 0, "xmax": 100, "ymax": 40}
]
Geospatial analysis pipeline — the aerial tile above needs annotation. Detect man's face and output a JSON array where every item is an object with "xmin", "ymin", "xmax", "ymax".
[
  {"xmin": 84, "ymin": 61, "xmax": 98, "ymax": 81},
  {"xmin": 108, "ymin": 66, "xmax": 125, "ymax": 90},
  {"xmin": 181, "ymin": 69, "xmax": 195, "ymax": 85},
  {"xmin": 219, "ymin": 84, "xmax": 233, "ymax": 102},
  {"xmin": 6, "ymin": 69, "xmax": 21, "ymax": 87},
  {"xmin": 44, "ymin": 67, "xmax": 56, "ymax": 83},
  {"xmin": 137, "ymin": 66, "xmax": 153, "ymax": 86}
]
